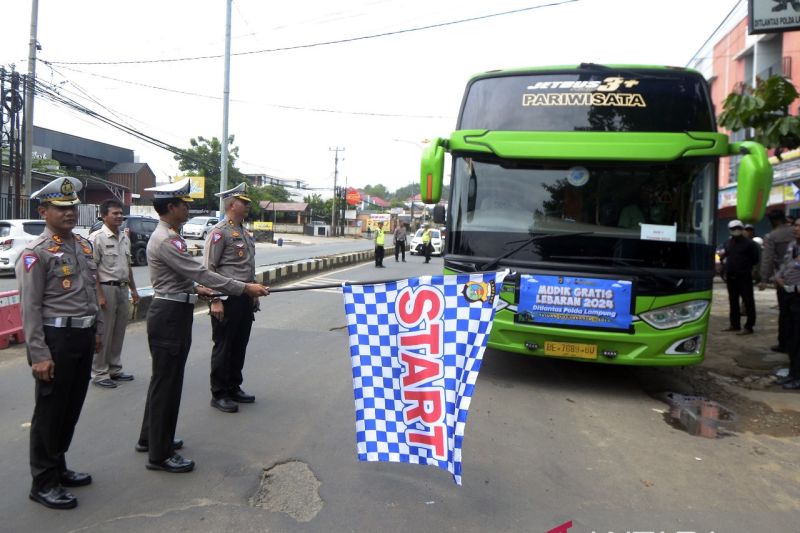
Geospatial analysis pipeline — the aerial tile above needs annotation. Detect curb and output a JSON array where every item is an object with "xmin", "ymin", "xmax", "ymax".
[{"xmin": 130, "ymin": 245, "xmax": 391, "ymax": 322}]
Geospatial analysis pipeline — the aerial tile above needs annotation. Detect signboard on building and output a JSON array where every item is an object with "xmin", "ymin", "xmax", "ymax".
[
  {"xmin": 187, "ymin": 176, "xmax": 205, "ymax": 199},
  {"xmin": 253, "ymin": 221, "xmax": 273, "ymax": 230},
  {"xmin": 346, "ymin": 188, "xmax": 362, "ymax": 206},
  {"xmin": 749, "ymin": 0, "xmax": 800, "ymax": 34}
]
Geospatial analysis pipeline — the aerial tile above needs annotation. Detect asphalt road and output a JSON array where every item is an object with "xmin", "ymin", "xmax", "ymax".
[
  {"xmin": 0, "ymin": 235, "xmax": 375, "ymax": 292},
  {"xmin": 0, "ymin": 257, "xmax": 798, "ymax": 532}
]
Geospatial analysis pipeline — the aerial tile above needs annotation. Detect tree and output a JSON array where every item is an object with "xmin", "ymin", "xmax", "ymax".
[
  {"xmin": 303, "ymin": 193, "xmax": 330, "ymax": 222},
  {"xmin": 174, "ymin": 135, "xmax": 248, "ymax": 211},
  {"xmin": 363, "ymin": 183, "xmax": 389, "ymax": 199},
  {"xmin": 718, "ymin": 75, "xmax": 800, "ymax": 158}
]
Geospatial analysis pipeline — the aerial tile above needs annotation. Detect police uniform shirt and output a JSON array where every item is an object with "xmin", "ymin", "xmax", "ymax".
[
  {"xmin": 147, "ymin": 220, "xmax": 246, "ymax": 295},
  {"xmin": 778, "ymin": 241, "xmax": 800, "ymax": 287},
  {"xmin": 202, "ymin": 218, "xmax": 256, "ymax": 282},
  {"xmin": 16, "ymin": 228, "xmax": 103, "ymax": 364},
  {"xmin": 89, "ymin": 224, "xmax": 132, "ymax": 283}
]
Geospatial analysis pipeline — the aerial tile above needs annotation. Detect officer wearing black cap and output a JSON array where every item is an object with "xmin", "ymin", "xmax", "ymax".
[
  {"xmin": 203, "ymin": 183, "xmax": 258, "ymax": 413},
  {"xmin": 17, "ymin": 176, "xmax": 103, "ymax": 509},
  {"xmin": 136, "ymin": 179, "xmax": 269, "ymax": 474}
]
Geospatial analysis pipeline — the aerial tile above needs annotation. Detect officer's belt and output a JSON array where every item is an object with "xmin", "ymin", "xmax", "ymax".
[
  {"xmin": 42, "ymin": 315, "xmax": 96, "ymax": 328},
  {"xmin": 784, "ymin": 284, "xmax": 800, "ymax": 294},
  {"xmin": 100, "ymin": 280, "xmax": 128, "ymax": 286},
  {"xmin": 155, "ymin": 292, "xmax": 199, "ymax": 304}
]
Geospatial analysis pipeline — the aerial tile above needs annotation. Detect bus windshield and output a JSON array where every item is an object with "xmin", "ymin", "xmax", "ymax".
[
  {"xmin": 448, "ymin": 156, "xmax": 716, "ymax": 273},
  {"xmin": 459, "ymin": 69, "xmax": 714, "ymax": 132}
]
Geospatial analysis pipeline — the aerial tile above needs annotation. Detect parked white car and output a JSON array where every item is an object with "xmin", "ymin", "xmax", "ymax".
[
  {"xmin": 409, "ymin": 228, "xmax": 442, "ymax": 256},
  {"xmin": 0, "ymin": 219, "xmax": 47, "ymax": 274},
  {"xmin": 181, "ymin": 216, "xmax": 219, "ymax": 240}
]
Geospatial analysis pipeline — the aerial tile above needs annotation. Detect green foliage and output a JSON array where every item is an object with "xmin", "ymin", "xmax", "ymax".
[
  {"xmin": 718, "ymin": 75, "xmax": 800, "ymax": 157},
  {"xmin": 303, "ymin": 193, "xmax": 330, "ymax": 221},
  {"xmin": 174, "ymin": 135, "xmax": 247, "ymax": 211}
]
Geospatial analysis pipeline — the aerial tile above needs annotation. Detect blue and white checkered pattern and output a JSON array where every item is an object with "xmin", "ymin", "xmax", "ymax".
[{"xmin": 342, "ymin": 271, "xmax": 507, "ymax": 485}]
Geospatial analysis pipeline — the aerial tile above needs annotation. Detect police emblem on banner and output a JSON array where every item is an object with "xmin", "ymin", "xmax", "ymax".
[{"xmin": 342, "ymin": 271, "xmax": 508, "ymax": 485}]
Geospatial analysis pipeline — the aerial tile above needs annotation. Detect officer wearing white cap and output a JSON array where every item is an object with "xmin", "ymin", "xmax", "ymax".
[
  {"xmin": 202, "ymin": 182, "xmax": 258, "ymax": 413},
  {"xmin": 136, "ymin": 178, "xmax": 269, "ymax": 474},
  {"xmin": 17, "ymin": 176, "xmax": 103, "ymax": 509},
  {"xmin": 720, "ymin": 219, "xmax": 760, "ymax": 335}
]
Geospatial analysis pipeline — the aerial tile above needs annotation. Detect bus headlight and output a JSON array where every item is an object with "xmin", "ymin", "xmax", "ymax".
[{"xmin": 639, "ymin": 300, "xmax": 708, "ymax": 330}]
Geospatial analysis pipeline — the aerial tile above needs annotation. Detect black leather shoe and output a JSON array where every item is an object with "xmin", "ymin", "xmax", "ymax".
[
  {"xmin": 230, "ymin": 389, "xmax": 255, "ymax": 403},
  {"xmin": 782, "ymin": 379, "xmax": 800, "ymax": 390},
  {"xmin": 110, "ymin": 372, "xmax": 134, "ymax": 381},
  {"xmin": 59, "ymin": 470, "xmax": 91, "ymax": 487},
  {"xmin": 211, "ymin": 397, "xmax": 238, "ymax": 413},
  {"xmin": 720, "ymin": 327, "xmax": 740, "ymax": 332},
  {"xmin": 145, "ymin": 454, "xmax": 195, "ymax": 473},
  {"xmin": 771, "ymin": 345, "xmax": 788, "ymax": 353},
  {"xmin": 135, "ymin": 439, "xmax": 184, "ymax": 453},
  {"xmin": 93, "ymin": 378, "xmax": 117, "ymax": 389},
  {"xmin": 736, "ymin": 328, "xmax": 754, "ymax": 336},
  {"xmin": 29, "ymin": 486, "xmax": 77, "ymax": 509}
]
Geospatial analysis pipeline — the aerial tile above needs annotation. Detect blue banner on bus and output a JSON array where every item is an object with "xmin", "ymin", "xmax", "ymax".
[{"xmin": 517, "ymin": 274, "xmax": 633, "ymax": 331}]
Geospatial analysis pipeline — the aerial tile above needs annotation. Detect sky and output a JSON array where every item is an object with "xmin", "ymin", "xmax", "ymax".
[{"xmin": 2, "ymin": 0, "xmax": 743, "ymax": 199}]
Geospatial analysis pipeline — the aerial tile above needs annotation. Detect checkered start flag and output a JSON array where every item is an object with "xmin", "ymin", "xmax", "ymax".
[{"xmin": 342, "ymin": 271, "xmax": 508, "ymax": 485}]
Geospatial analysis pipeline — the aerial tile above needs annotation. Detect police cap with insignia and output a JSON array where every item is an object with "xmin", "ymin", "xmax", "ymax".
[
  {"xmin": 215, "ymin": 182, "xmax": 251, "ymax": 203},
  {"xmin": 31, "ymin": 176, "xmax": 83, "ymax": 206},
  {"xmin": 145, "ymin": 178, "xmax": 194, "ymax": 202}
]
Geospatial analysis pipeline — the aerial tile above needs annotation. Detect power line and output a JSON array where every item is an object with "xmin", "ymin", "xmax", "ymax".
[
  {"xmin": 685, "ymin": 0, "xmax": 744, "ymax": 67},
  {"xmin": 44, "ymin": 62, "xmax": 454, "ymax": 119},
  {"xmin": 44, "ymin": 1, "xmax": 579, "ymax": 66}
]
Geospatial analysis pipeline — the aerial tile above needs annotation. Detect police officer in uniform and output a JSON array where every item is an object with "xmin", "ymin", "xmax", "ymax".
[
  {"xmin": 17, "ymin": 177, "xmax": 103, "ymax": 509},
  {"xmin": 136, "ymin": 179, "xmax": 269, "ymax": 473},
  {"xmin": 775, "ymin": 218, "xmax": 800, "ymax": 390},
  {"xmin": 203, "ymin": 183, "xmax": 259, "ymax": 413}
]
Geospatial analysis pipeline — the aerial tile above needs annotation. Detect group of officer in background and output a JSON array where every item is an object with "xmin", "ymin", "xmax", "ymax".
[{"xmin": 16, "ymin": 176, "xmax": 268, "ymax": 510}]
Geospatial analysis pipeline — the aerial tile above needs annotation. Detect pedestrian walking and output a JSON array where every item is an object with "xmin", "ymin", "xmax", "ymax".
[
  {"xmin": 774, "ymin": 218, "xmax": 800, "ymax": 390},
  {"xmin": 17, "ymin": 177, "xmax": 103, "ymax": 509},
  {"xmin": 136, "ymin": 179, "xmax": 269, "ymax": 474},
  {"xmin": 720, "ymin": 219, "xmax": 760, "ymax": 335},
  {"xmin": 758, "ymin": 209, "xmax": 795, "ymax": 353},
  {"xmin": 422, "ymin": 224, "xmax": 433, "ymax": 263},
  {"xmin": 203, "ymin": 183, "xmax": 259, "ymax": 413},
  {"xmin": 394, "ymin": 223, "xmax": 407, "ymax": 262},
  {"xmin": 374, "ymin": 222, "xmax": 386, "ymax": 267},
  {"xmin": 89, "ymin": 199, "xmax": 139, "ymax": 388}
]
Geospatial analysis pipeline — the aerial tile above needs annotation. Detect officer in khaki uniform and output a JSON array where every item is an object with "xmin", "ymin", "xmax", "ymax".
[
  {"xmin": 89, "ymin": 198, "xmax": 139, "ymax": 388},
  {"xmin": 16, "ymin": 177, "xmax": 103, "ymax": 510},
  {"xmin": 203, "ymin": 183, "xmax": 258, "ymax": 413},
  {"xmin": 136, "ymin": 179, "xmax": 269, "ymax": 474}
]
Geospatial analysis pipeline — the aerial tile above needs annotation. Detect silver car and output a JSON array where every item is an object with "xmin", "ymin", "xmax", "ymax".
[
  {"xmin": 181, "ymin": 216, "xmax": 219, "ymax": 240},
  {"xmin": 0, "ymin": 219, "xmax": 47, "ymax": 274}
]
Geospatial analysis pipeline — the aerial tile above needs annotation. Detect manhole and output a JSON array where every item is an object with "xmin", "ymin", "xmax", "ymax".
[{"xmin": 249, "ymin": 461, "xmax": 323, "ymax": 522}]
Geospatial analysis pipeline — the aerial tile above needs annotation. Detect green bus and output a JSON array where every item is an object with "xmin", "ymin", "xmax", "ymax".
[{"xmin": 420, "ymin": 64, "xmax": 773, "ymax": 366}]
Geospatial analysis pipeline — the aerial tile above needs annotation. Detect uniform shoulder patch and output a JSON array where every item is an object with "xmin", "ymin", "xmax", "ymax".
[
  {"xmin": 22, "ymin": 253, "xmax": 39, "ymax": 272},
  {"xmin": 170, "ymin": 238, "xmax": 187, "ymax": 253},
  {"xmin": 211, "ymin": 231, "xmax": 223, "ymax": 244}
]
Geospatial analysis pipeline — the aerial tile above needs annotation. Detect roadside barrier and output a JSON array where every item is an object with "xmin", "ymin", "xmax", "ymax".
[{"xmin": 0, "ymin": 290, "xmax": 25, "ymax": 349}]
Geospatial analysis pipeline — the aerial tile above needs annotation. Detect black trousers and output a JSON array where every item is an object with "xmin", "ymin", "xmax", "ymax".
[
  {"xmin": 777, "ymin": 288, "xmax": 792, "ymax": 350},
  {"xmin": 210, "ymin": 294, "xmax": 254, "ymax": 399},
  {"xmin": 395, "ymin": 241, "xmax": 406, "ymax": 261},
  {"xmin": 30, "ymin": 326, "xmax": 94, "ymax": 491},
  {"xmin": 139, "ymin": 299, "xmax": 193, "ymax": 463},
  {"xmin": 375, "ymin": 245, "xmax": 384, "ymax": 266},
  {"xmin": 726, "ymin": 272, "xmax": 755, "ymax": 330},
  {"xmin": 423, "ymin": 242, "xmax": 432, "ymax": 263},
  {"xmin": 787, "ymin": 292, "xmax": 800, "ymax": 378}
]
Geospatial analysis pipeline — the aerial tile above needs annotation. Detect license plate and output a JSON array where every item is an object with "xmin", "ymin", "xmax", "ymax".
[{"xmin": 544, "ymin": 341, "xmax": 597, "ymax": 360}]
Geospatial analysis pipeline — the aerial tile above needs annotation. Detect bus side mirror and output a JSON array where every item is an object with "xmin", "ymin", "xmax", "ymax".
[
  {"xmin": 730, "ymin": 141, "xmax": 773, "ymax": 222},
  {"xmin": 420, "ymin": 137, "xmax": 446, "ymax": 204},
  {"xmin": 433, "ymin": 204, "xmax": 446, "ymax": 224}
]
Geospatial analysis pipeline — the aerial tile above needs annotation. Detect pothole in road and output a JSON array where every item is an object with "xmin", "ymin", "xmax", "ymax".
[{"xmin": 249, "ymin": 460, "xmax": 323, "ymax": 522}]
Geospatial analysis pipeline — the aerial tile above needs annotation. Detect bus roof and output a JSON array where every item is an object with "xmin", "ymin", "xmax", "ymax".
[{"xmin": 468, "ymin": 64, "xmax": 703, "ymax": 82}]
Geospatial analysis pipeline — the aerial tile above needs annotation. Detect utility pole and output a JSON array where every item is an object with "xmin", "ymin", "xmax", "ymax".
[
  {"xmin": 329, "ymin": 147, "xmax": 344, "ymax": 237},
  {"xmin": 219, "ymin": 0, "xmax": 232, "ymax": 213},
  {"xmin": 22, "ymin": 0, "xmax": 40, "ymax": 197}
]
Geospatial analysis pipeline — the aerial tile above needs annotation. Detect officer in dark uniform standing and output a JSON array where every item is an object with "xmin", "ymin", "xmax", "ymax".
[
  {"xmin": 775, "ymin": 218, "xmax": 800, "ymax": 390},
  {"xmin": 17, "ymin": 177, "xmax": 103, "ymax": 509},
  {"xmin": 203, "ymin": 183, "xmax": 258, "ymax": 413},
  {"xmin": 136, "ymin": 179, "xmax": 269, "ymax": 473}
]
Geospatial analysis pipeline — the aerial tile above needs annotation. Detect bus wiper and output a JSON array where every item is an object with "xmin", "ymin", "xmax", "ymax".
[
  {"xmin": 482, "ymin": 232, "xmax": 593, "ymax": 271},
  {"xmin": 551, "ymin": 255, "xmax": 682, "ymax": 287}
]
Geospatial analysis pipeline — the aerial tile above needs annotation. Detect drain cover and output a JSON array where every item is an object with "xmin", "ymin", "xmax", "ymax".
[{"xmin": 250, "ymin": 461, "xmax": 323, "ymax": 522}]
